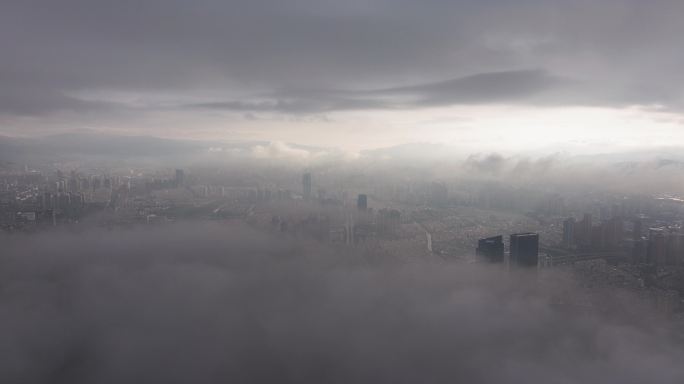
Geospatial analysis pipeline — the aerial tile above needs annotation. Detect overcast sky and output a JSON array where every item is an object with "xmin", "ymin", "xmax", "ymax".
[{"xmin": 1, "ymin": 0, "xmax": 683, "ymax": 152}]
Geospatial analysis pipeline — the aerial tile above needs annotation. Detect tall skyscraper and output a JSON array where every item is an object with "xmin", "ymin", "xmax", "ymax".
[
  {"xmin": 175, "ymin": 169, "xmax": 185, "ymax": 187},
  {"xmin": 357, "ymin": 194, "xmax": 368, "ymax": 211},
  {"xmin": 302, "ymin": 172, "xmax": 312, "ymax": 200},
  {"xmin": 510, "ymin": 233, "xmax": 539, "ymax": 268},
  {"xmin": 476, "ymin": 235, "xmax": 504, "ymax": 263},
  {"xmin": 562, "ymin": 218, "xmax": 575, "ymax": 249},
  {"xmin": 603, "ymin": 217, "xmax": 623, "ymax": 250},
  {"xmin": 577, "ymin": 213, "xmax": 592, "ymax": 246}
]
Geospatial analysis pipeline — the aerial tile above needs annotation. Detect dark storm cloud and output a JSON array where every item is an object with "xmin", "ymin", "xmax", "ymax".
[
  {"xmin": 0, "ymin": 85, "xmax": 121, "ymax": 116},
  {"xmin": 185, "ymin": 95, "xmax": 392, "ymax": 114},
  {"xmin": 184, "ymin": 69, "xmax": 566, "ymax": 113},
  {"xmin": 370, "ymin": 69, "xmax": 564, "ymax": 105},
  {"xmin": 1, "ymin": 222, "xmax": 683, "ymax": 383},
  {"xmin": 1, "ymin": 0, "xmax": 683, "ymax": 118}
]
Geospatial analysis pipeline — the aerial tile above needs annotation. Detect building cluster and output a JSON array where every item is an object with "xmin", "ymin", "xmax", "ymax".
[
  {"xmin": 0, "ymin": 170, "xmax": 115, "ymax": 230},
  {"xmin": 260, "ymin": 173, "xmax": 404, "ymax": 246},
  {"xmin": 561, "ymin": 212, "xmax": 684, "ymax": 267},
  {"xmin": 633, "ymin": 227, "xmax": 684, "ymax": 266},
  {"xmin": 2, "ymin": 164, "xmax": 683, "ymax": 318},
  {"xmin": 476, "ymin": 233, "xmax": 540, "ymax": 268},
  {"xmin": 562, "ymin": 214, "xmax": 624, "ymax": 251},
  {"xmin": 0, "ymin": 167, "xmax": 200, "ymax": 231}
]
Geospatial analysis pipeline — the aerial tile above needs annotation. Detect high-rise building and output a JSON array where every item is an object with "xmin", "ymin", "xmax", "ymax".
[
  {"xmin": 510, "ymin": 233, "xmax": 539, "ymax": 268},
  {"xmin": 476, "ymin": 235, "xmax": 504, "ymax": 263},
  {"xmin": 302, "ymin": 172, "xmax": 312, "ymax": 200},
  {"xmin": 357, "ymin": 194, "xmax": 368, "ymax": 211},
  {"xmin": 175, "ymin": 169, "xmax": 185, "ymax": 187},
  {"xmin": 603, "ymin": 217, "xmax": 623, "ymax": 250},
  {"xmin": 576, "ymin": 213, "xmax": 592, "ymax": 246},
  {"xmin": 562, "ymin": 218, "xmax": 575, "ymax": 249}
]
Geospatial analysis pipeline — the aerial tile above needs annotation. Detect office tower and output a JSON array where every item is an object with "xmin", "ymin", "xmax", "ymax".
[
  {"xmin": 577, "ymin": 213, "xmax": 592, "ymax": 246},
  {"xmin": 603, "ymin": 217, "xmax": 623, "ymax": 250},
  {"xmin": 510, "ymin": 233, "xmax": 539, "ymax": 268},
  {"xmin": 476, "ymin": 235, "xmax": 504, "ymax": 263},
  {"xmin": 562, "ymin": 218, "xmax": 575, "ymax": 249},
  {"xmin": 357, "ymin": 194, "xmax": 368, "ymax": 211},
  {"xmin": 175, "ymin": 169, "xmax": 185, "ymax": 187},
  {"xmin": 302, "ymin": 172, "xmax": 312, "ymax": 200}
]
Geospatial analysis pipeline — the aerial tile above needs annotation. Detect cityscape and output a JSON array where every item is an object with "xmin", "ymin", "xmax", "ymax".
[
  {"xmin": 2, "ymin": 0, "xmax": 684, "ymax": 383},
  {"xmin": 3, "ymin": 157, "xmax": 683, "ymax": 320}
]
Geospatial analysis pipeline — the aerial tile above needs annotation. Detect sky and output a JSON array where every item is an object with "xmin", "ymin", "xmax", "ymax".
[{"xmin": 1, "ymin": 0, "xmax": 684, "ymax": 152}]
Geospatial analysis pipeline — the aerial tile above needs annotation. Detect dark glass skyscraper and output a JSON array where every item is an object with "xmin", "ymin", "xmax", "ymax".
[
  {"xmin": 563, "ymin": 218, "xmax": 575, "ymax": 249},
  {"xmin": 476, "ymin": 235, "xmax": 504, "ymax": 263},
  {"xmin": 510, "ymin": 233, "xmax": 539, "ymax": 268}
]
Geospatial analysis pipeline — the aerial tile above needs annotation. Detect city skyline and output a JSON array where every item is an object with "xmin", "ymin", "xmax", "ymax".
[{"xmin": 2, "ymin": 1, "xmax": 684, "ymax": 383}]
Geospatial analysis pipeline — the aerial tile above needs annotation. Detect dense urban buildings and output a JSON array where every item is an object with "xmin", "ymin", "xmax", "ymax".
[{"xmin": 2, "ymin": 146, "xmax": 684, "ymax": 383}]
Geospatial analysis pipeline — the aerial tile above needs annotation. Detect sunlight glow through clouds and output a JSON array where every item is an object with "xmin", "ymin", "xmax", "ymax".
[{"xmin": 313, "ymin": 105, "xmax": 684, "ymax": 154}]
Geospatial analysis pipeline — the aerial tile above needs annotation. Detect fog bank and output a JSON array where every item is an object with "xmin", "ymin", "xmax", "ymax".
[{"xmin": 1, "ymin": 223, "xmax": 682, "ymax": 384}]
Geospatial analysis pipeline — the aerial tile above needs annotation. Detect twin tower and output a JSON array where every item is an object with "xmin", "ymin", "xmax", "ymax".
[{"xmin": 476, "ymin": 233, "xmax": 539, "ymax": 268}]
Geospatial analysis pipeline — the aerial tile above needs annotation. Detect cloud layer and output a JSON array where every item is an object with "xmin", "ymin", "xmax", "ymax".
[
  {"xmin": 2, "ymin": 0, "xmax": 683, "ymax": 119},
  {"xmin": 1, "ymin": 222, "xmax": 683, "ymax": 383}
]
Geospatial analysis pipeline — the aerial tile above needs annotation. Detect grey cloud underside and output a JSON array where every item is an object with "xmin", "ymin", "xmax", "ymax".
[
  {"xmin": 185, "ymin": 69, "xmax": 571, "ymax": 113},
  {"xmin": 1, "ymin": 0, "xmax": 683, "ymax": 118}
]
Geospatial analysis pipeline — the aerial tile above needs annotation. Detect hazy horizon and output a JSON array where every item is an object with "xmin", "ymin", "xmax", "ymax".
[{"xmin": 2, "ymin": 1, "xmax": 684, "ymax": 383}]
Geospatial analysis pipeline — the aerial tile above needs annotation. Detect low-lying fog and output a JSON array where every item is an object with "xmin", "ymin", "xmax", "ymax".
[{"xmin": 1, "ymin": 222, "xmax": 682, "ymax": 384}]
